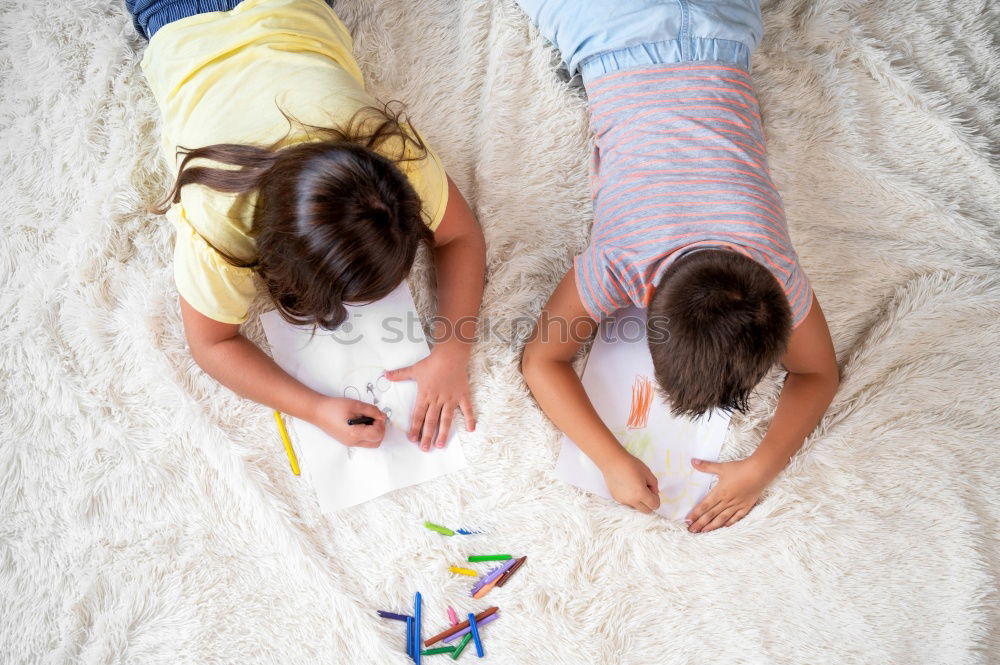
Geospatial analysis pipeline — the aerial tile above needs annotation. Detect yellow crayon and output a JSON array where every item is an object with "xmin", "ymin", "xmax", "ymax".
[
  {"xmin": 273, "ymin": 411, "xmax": 300, "ymax": 476},
  {"xmin": 449, "ymin": 566, "xmax": 477, "ymax": 577}
]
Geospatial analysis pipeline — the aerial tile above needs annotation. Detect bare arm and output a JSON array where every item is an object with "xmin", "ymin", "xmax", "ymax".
[
  {"xmin": 384, "ymin": 176, "xmax": 486, "ymax": 449},
  {"xmin": 750, "ymin": 296, "xmax": 840, "ymax": 471},
  {"xmin": 521, "ymin": 269, "xmax": 661, "ymax": 513},
  {"xmin": 686, "ymin": 294, "xmax": 840, "ymax": 532},
  {"xmin": 180, "ymin": 297, "xmax": 387, "ymax": 447}
]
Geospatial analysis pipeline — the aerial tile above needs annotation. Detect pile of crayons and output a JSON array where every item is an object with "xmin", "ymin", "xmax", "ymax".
[
  {"xmin": 375, "ymin": 523, "xmax": 527, "ymax": 660},
  {"xmin": 455, "ymin": 554, "xmax": 527, "ymax": 599},
  {"xmin": 377, "ymin": 602, "xmax": 497, "ymax": 661}
]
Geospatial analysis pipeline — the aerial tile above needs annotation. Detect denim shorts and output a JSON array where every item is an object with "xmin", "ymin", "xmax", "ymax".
[
  {"xmin": 124, "ymin": 0, "xmax": 246, "ymax": 39},
  {"xmin": 516, "ymin": 0, "xmax": 763, "ymax": 79}
]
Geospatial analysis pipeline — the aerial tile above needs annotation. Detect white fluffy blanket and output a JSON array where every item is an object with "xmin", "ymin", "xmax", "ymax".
[{"xmin": 2, "ymin": 0, "xmax": 999, "ymax": 663}]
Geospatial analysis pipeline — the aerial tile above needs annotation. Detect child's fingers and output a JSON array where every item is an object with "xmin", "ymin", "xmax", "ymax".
[
  {"xmin": 691, "ymin": 458, "xmax": 723, "ymax": 475},
  {"xmin": 644, "ymin": 483, "xmax": 661, "ymax": 510},
  {"xmin": 685, "ymin": 491, "xmax": 715, "ymax": 525},
  {"xmin": 348, "ymin": 429, "xmax": 382, "ymax": 448},
  {"xmin": 352, "ymin": 401, "xmax": 386, "ymax": 421},
  {"xmin": 644, "ymin": 471, "xmax": 661, "ymax": 509},
  {"xmin": 365, "ymin": 420, "xmax": 386, "ymax": 443},
  {"xmin": 701, "ymin": 505, "xmax": 740, "ymax": 533},
  {"xmin": 724, "ymin": 508, "xmax": 750, "ymax": 527},
  {"xmin": 435, "ymin": 407, "xmax": 453, "ymax": 448},
  {"xmin": 688, "ymin": 498, "xmax": 723, "ymax": 532},
  {"xmin": 459, "ymin": 396, "xmax": 476, "ymax": 432},
  {"xmin": 420, "ymin": 404, "xmax": 440, "ymax": 451},
  {"xmin": 633, "ymin": 500, "xmax": 654, "ymax": 514},
  {"xmin": 691, "ymin": 504, "xmax": 726, "ymax": 533},
  {"xmin": 384, "ymin": 365, "xmax": 414, "ymax": 382},
  {"xmin": 408, "ymin": 399, "xmax": 429, "ymax": 442},
  {"xmin": 349, "ymin": 420, "xmax": 384, "ymax": 447}
]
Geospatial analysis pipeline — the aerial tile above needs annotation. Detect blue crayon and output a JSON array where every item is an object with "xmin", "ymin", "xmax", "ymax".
[
  {"xmin": 415, "ymin": 593, "xmax": 423, "ymax": 665},
  {"xmin": 406, "ymin": 616, "xmax": 414, "ymax": 659},
  {"xmin": 467, "ymin": 612, "xmax": 484, "ymax": 658}
]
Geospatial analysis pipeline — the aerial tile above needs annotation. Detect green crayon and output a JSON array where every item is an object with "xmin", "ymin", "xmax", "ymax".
[
  {"xmin": 421, "ymin": 647, "xmax": 456, "ymax": 656},
  {"xmin": 468, "ymin": 554, "xmax": 511, "ymax": 562},
  {"xmin": 424, "ymin": 521, "xmax": 455, "ymax": 536},
  {"xmin": 450, "ymin": 634, "xmax": 473, "ymax": 660}
]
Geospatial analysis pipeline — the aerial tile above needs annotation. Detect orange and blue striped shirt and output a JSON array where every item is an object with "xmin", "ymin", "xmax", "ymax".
[{"xmin": 574, "ymin": 63, "xmax": 813, "ymax": 326}]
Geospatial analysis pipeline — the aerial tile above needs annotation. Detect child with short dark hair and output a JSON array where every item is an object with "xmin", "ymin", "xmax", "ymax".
[
  {"xmin": 519, "ymin": 0, "xmax": 839, "ymax": 532},
  {"xmin": 130, "ymin": 0, "xmax": 485, "ymax": 451}
]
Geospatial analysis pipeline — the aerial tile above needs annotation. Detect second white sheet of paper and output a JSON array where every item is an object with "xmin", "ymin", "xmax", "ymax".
[
  {"xmin": 261, "ymin": 283, "xmax": 466, "ymax": 513},
  {"xmin": 554, "ymin": 306, "xmax": 731, "ymax": 521}
]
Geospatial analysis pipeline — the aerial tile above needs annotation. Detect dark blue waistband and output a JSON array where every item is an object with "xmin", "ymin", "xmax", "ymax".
[{"xmin": 123, "ymin": 0, "xmax": 245, "ymax": 39}]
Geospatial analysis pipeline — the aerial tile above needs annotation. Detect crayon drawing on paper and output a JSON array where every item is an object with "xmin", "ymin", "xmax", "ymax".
[
  {"xmin": 553, "ymin": 307, "xmax": 731, "ymax": 520},
  {"xmin": 261, "ymin": 283, "xmax": 466, "ymax": 513}
]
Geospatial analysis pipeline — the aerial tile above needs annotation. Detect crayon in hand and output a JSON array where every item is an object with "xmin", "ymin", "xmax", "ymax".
[{"xmin": 347, "ymin": 416, "xmax": 376, "ymax": 426}]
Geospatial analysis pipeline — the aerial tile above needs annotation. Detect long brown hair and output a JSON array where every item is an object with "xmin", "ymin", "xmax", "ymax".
[{"xmin": 155, "ymin": 104, "xmax": 435, "ymax": 329}]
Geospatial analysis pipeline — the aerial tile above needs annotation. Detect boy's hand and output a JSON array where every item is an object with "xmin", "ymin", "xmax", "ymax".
[
  {"xmin": 312, "ymin": 397, "xmax": 387, "ymax": 448},
  {"xmin": 385, "ymin": 346, "xmax": 476, "ymax": 452},
  {"xmin": 685, "ymin": 457, "xmax": 771, "ymax": 533},
  {"xmin": 600, "ymin": 451, "xmax": 662, "ymax": 514}
]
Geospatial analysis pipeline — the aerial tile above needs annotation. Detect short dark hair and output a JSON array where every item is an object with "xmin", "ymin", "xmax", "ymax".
[
  {"xmin": 647, "ymin": 249, "xmax": 792, "ymax": 418},
  {"xmin": 155, "ymin": 105, "xmax": 433, "ymax": 329}
]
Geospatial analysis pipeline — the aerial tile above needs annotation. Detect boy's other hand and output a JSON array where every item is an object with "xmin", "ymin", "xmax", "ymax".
[
  {"xmin": 385, "ymin": 346, "xmax": 476, "ymax": 452},
  {"xmin": 601, "ymin": 451, "xmax": 661, "ymax": 514},
  {"xmin": 313, "ymin": 397, "xmax": 386, "ymax": 448},
  {"xmin": 685, "ymin": 457, "xmax": 770, "ymax": 533}
]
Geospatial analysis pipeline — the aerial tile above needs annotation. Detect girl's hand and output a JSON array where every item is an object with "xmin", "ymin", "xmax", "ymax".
[
  {"xmin": 312, "ymin": 397, "xmax": 387, "ymax": 448},
  {"xmin": 384, "ymin": 347, "xmax": 476, "ymax": 451},
  {"xmin": 600, "ymin": 450, "xmax": 662, "ymax": 514},
  {"xmin": 685, "ymin": 457, "xmax": 772, "ymax": 533}
]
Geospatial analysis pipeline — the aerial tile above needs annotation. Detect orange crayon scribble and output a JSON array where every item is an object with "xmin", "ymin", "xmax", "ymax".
[{"xmin": 627, "ymin": 375, "xmax": 655, "ymax": 429}]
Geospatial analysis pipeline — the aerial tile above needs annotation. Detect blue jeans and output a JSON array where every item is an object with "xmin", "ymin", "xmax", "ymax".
[
  {"xmin": 515, "ymin": 0, "xmax": 763, "ymax": 78},
  {"xmin": 124, "ymin": 0, "xmax": 245, "ymax": 39}
]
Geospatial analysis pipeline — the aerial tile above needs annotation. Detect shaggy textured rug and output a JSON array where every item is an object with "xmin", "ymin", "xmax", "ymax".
[{"xmin": 2, "ymin": 0, "xmax": 999, "ymax": 663}]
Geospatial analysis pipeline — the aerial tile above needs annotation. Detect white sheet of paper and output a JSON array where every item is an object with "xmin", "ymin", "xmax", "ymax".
[
  {"xmin": 260, "ymin": 283, "xmax": 466, "ymax": 513},
  {"xmin": 554, "ymin": 306, "xmax": 731, "ymax": 520}
]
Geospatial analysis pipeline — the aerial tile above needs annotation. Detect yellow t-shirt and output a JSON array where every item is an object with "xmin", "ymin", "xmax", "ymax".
[{"xmin": 141, "ymin": 0, "xmax": 449, "ymax": 324}]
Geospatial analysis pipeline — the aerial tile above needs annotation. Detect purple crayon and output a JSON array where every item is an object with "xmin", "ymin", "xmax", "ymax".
[
  {"xmin": 469, "ymin": 558, "xmax": 519, "ymax": 596},
  {"xmin": 442, "ymin": 612, "xmax": 500, "ymax": 643},
  {"xmin": 377, "ymin": 611, "xmax": 411, "ymax": 622}
]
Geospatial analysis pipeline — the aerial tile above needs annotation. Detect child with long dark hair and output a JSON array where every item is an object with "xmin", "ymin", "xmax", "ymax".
[{"xmin": 129, "ymin": 0, "xmax": 485, "ymax": 451}]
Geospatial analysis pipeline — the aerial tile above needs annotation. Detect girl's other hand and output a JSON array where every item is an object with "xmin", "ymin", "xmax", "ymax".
[
  {"xmin": 384, "ymin": 346, "xmax": 476, "ymax": 452},
  {"xmin": 312, "ymin": 397, "xmax": 386, "ymax": 448}
]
